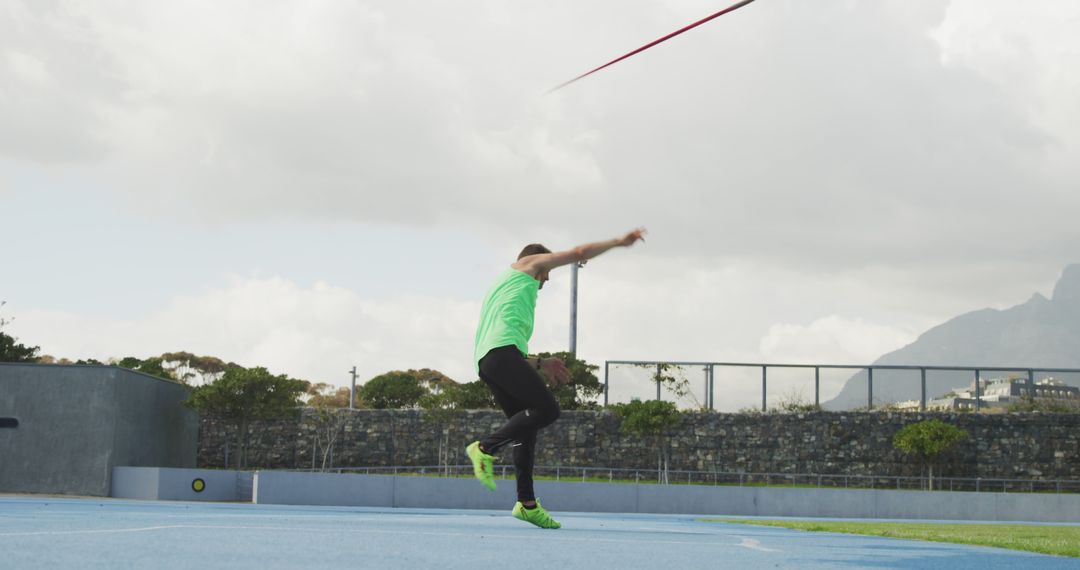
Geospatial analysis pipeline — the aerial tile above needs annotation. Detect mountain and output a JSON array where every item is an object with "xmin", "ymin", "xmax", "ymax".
[{"xmin": 824, "ymin": 264, "xmax": 1080, "ymax": 409}]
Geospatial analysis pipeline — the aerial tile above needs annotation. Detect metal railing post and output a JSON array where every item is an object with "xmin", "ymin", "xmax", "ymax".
[
  {"xmin": 703, "ymin": 365, "xmax": 710, "ymax": 411},
  {"xmin": 761, "ymin": 366, "xmax": 768, "ymax": 412},
  {"xmin": 814, "ymin": 367, "xmax": 820, "ymax": 408},
  {"xmin": 704, "ymin": 364, "xmax": 712, "ymax": 410},
  {"xmin": 349, "ymin": 366, "xmax": 357, "ymax": 410},
  {"xmin": 602, "ymin": 359, "xmax": 1080, "ymax": 414},
  {"xmin": 975, "ymin": 369, "xmax": 981, "ymax": 412},
  {"xmin": 867, "ymin": 367, "xmax": 874, "ymax": 410},
  {"xmin": 604, "ymin": 361, "xmax": 610, "ymax": 407},
  {"xmin": 656, "ymin": 363, "xmax": 662, "ymax": 401},
  {"xmin": 920, "ymin": 368, "xmax": 927, "ymax": 412}
]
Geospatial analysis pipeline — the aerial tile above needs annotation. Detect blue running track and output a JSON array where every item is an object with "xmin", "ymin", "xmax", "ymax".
[{"xmin": 1, "ymin": 497, "xmax": 1077, "ymax": 569}]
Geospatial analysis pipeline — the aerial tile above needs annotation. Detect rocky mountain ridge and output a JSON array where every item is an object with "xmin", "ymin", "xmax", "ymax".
[{"xmin": 825, "ymin": 264, "xmax": 1080, "ymax": 409}]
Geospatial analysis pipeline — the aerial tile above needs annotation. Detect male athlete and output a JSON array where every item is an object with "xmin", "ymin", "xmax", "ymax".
[{"xmin": 466, "ymin": 228, "xmax": 647, "ymax": 529}]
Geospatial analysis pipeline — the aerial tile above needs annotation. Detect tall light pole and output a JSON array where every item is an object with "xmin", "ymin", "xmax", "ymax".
[
  {"xmin": 348, "ymin": 366, "xmax": 357, "ymax": 410},
  {"xmin": 569, "ymin": 261, "xmax": 583, "ymax": 355}
]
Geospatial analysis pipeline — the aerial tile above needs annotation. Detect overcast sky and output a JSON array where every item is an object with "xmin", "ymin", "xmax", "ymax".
[{"xmin": 2, "ymin": 0, "xmax": 1078, "ymax": 409}]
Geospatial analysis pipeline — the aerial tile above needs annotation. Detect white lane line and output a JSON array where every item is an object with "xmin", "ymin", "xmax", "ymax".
[
  {"xmin": 0, "ymin": 524, "xmax": 730, "ymax": 548},
  {"xmin": 737, "ymin": 537, "xmax": 780, "ymax": 552},
  {"xmin": 0, "ymin": 525, "xmax": 188, "ymax": 537},
  {"xmin": 634, "ymin": 527, "xmax": 716, "ymax": 536}
]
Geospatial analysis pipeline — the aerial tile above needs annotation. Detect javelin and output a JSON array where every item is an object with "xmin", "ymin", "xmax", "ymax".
[{"xmin": 549, "ymin": 0, "xmax": 758, "ymax": 93}]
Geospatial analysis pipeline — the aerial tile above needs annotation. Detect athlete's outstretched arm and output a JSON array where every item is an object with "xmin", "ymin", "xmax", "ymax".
[{"xmin": 515, "ymin": 228, "xmax": 646, "ymax": 275}]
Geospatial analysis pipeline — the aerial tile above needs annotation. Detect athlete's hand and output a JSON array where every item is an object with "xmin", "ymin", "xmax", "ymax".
[
  {"xmin": 618, "ymin": 228, "xmax": 647, "ymax": 247},
  {"xmin": 539, "ymin": 358, "xmax": 571, "ymax": 387}
]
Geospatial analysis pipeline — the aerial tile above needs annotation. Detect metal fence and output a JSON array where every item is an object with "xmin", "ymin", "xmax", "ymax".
[
  {"xmin": 603, "ymin": 360, "xmax": 1080, "ymax": 412},
  {"xmin": 296, "ymin": 464, "xmax": 1080, "ymax": 494}
]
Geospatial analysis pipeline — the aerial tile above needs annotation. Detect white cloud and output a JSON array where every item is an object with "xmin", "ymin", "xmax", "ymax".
[
  {"xmin": 3, "ymin": 251, "xmax": 1060, "ymax": 413},
  {"xmin": 3, "ymin": 0, "xmax": 1080, "ymax": 403},
  {"xmin": 759, "ymin": 315, "xmax": 917, "ymax": 365},
  {"xmin": 1, "ymin": 0, "xmax": 610, "ymax": 225},
  {"xmin": 4, "ymin": 0, "xmax": 1076, "ymax": 271},
  {"xmin": 12, "ymin": 276, "xmax": 480, "ymax": 385},
  {"xmin": 5, "ymin": 50, "xmax": 50, "ymax": 84}
]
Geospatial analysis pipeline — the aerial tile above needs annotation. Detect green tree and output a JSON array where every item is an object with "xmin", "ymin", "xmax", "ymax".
[
  {"xmin": 116, "ymin": 356, "xmax": 177, "ymax": 381},
  {"xmin": 305, "ymin": 382, "xmax": 353, "ymax": 409},
  {"xmin": 772, "ymin": 388, "xmax": 821, "ymax": 413},
  {"xmin": 448, "ymin": 380, "xmax": 497, "ymax": 409},
  {"xmin": 536, "ymin": 351, "xmax": 603, "ymax": 410},
  {"xmin": 309, "ymin": 406, "xmax": 346, "ymax": 471},
  {"xmin": 893, "ymin": 419, "xmax": 968, "ymax": 490},
  {"xmin": 417, "ymin": 378, "xmax": 498, "ymax": 472},
  {"xmin": 0, "ymin": 302, "xmax": 39, "ymax": 363},
  {"xmin": 304, "ymin": 382, "xmax": 351, "ymax": 471},
  {"xmin": 0, "ymin": 332, "xmax": 39, "ymax": 363},
  {"xmin": 160, "ymin": 351, "xmax": 233, "ymax": 385},
  {"xmin": 35, "ymin": 355, "xmax": 71, "ymax": 365},
  {"xmin": 1008, "ymin": 394, "xmax": 1080, "ymax": 413},
  {"xmin": 418, "ymin": 390, "xmax": 459, "ymax": 473},
  {"xmin": 360, "ymin": 371, "xmax": 430, "ymax": 409},
  {"xmin": 404, "ymin": 368, "xmax": 457, "ymax": 392},
  {"xmin": 611, "ymin": 399, "xmax": 682, "ymax": 483},
  {"xmin": 185, "ymin": 366, "xmax": 307, "ymax": 468},
  {"xmin": 633, "ymin": 362, "xmax": 705, "ymax": 409}
]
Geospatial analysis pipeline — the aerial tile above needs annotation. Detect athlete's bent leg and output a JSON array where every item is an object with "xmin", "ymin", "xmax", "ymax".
[
  {"xmin": 511, "ymin": 430, "xmax": 538, "ymax": 502},
  {"xmin": 475, "ymin": 346, "xmax": 561, "ymax": 503},
  {"xmin": 477, "ymin": 346, "xmax": 560, "ymax": 454}
]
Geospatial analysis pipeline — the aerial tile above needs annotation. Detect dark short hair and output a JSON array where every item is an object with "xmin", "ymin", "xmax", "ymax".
[{"xmin": 518, "ymin": 243, "xmax": 551, "ymax": 259}]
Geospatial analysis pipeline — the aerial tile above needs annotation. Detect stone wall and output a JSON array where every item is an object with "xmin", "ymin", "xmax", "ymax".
[{"xmin": 198, "ymin": 410, "xmax": 1080, "ymax": 479}]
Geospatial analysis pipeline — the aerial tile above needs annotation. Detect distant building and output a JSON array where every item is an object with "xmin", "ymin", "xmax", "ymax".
[{"xmin": 923, "ymin": 377, "xmax": 1080, "ymax": 411}]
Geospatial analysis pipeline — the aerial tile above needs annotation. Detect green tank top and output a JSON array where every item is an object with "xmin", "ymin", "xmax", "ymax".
[{"xmin": 474, "ymin": 267, "xmax": 539, "ymax": 372}]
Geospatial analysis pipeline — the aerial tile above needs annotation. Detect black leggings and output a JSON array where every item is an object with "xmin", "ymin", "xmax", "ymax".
[{"xmin": 478, "ymin": 345, "xmax": 561, "ymax": 502}]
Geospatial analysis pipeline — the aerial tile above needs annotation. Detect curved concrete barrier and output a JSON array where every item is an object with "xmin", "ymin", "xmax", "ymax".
[{"xmin": 251, "ymin": 470, "xmax": 1080, "ymax": 522}]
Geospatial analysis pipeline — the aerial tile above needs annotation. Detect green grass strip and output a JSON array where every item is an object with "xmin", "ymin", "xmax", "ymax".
[{"xmin": 699, "ymin": 519, "xmax": 1080, "ymax": 558}]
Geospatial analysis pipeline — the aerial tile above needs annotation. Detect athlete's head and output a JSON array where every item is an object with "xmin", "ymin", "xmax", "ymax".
[
  {"xmin": 518, "ymin": 243, "xmax": 552, "ymax": 289},
  {"xmin": 518, "ymin": 243, "xmax": 551, "ymax": 259}
]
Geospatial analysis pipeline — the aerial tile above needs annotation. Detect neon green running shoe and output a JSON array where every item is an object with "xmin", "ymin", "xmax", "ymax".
[
  {"xmin": 512, "ymin": 499, "xmax": 561, "ymax": 529},
  {"xmin": 466, "ymin": 441, "xmax": 496, "ymax": 491}
]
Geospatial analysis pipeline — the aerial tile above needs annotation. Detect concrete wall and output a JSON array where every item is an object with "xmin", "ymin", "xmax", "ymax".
[
  {"xmin": 111, "ymin": 467, "xmax": 244, "ymax": 502},
  {"xmin": 0, "ymin": 363, "xmax": 198, "ymax": 496},
  {"xmin": 111, "ymin": 369, "xmax": 198, "ymax": 471},
  {"xmin": 101, "ymin": 465, "xmax": 1080, "ymax": 522},
  {"xmin": 252, "ymin": 471, "xmax": 1080, "ymax": 523},
  {"xmin": 254, "ymin": 471, "xmax": 396, "ymax": 507}
]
